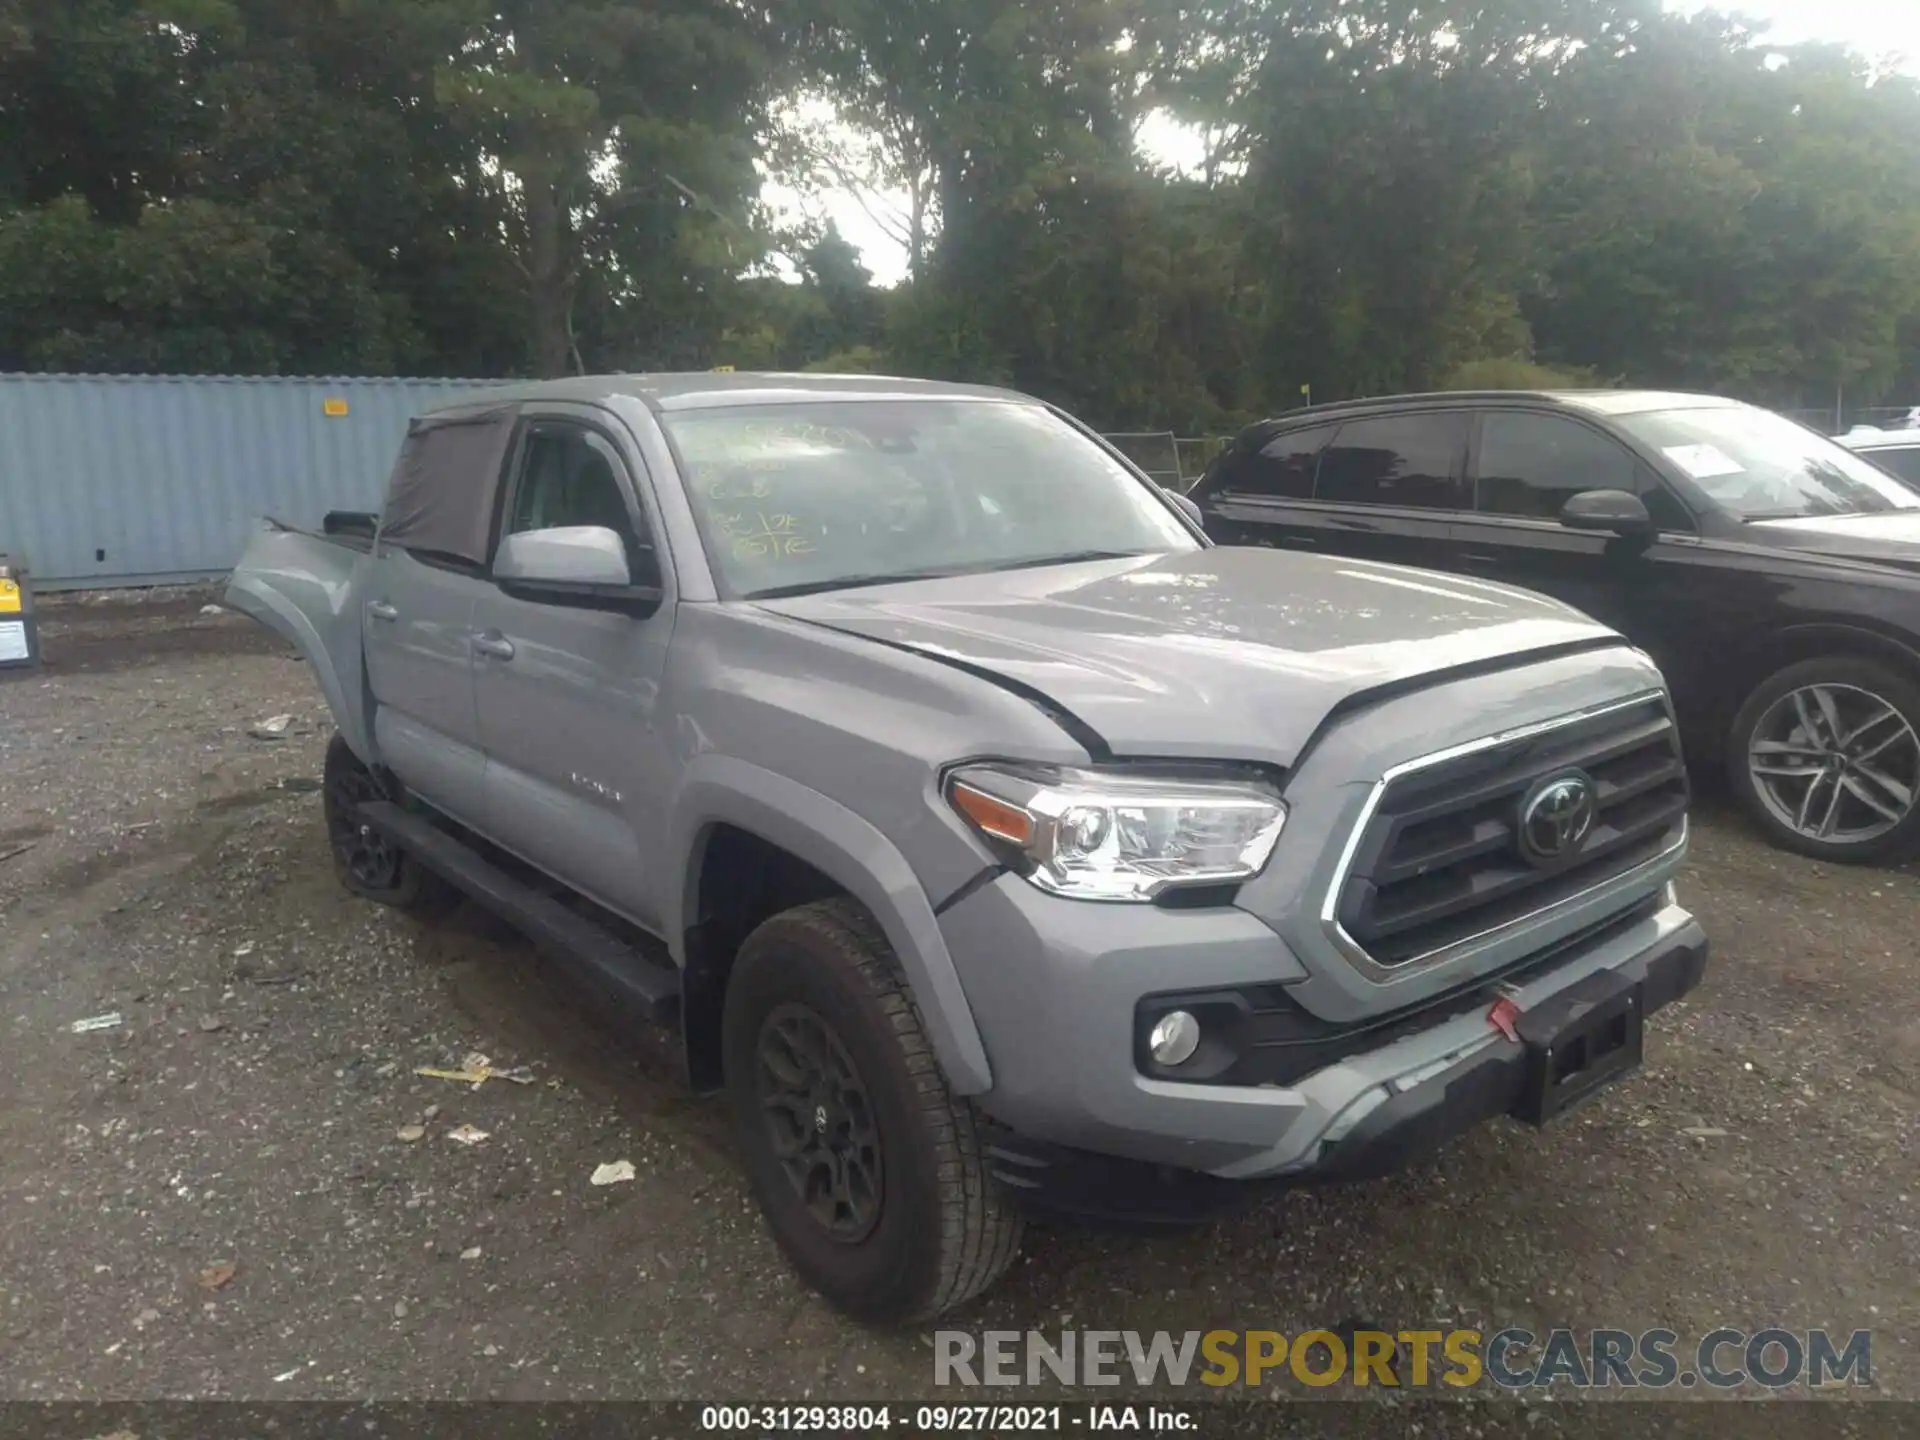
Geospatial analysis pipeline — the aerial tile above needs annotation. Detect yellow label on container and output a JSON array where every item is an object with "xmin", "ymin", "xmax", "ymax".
[
  {"xmin": 0, "ymin": 578, "xmax": 19, "ymax": 613},
  {"xmin": 322, "ymin": 398, "xmax": 350, "ymax": 417}
]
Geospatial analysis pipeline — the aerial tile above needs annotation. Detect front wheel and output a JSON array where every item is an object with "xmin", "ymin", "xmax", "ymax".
[
  {"xmin": 722, "ymin": 898, "xmax": 1023, "ymax": 1321},
  {"xmin": 1727, "ymin": 656, "xmax": 1920, "ymax": 863}
]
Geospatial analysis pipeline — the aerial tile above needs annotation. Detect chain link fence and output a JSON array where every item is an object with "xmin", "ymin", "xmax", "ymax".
[{"xmin": 1102, "ymin": 431, "xmax": 1232, "ymax": 492}]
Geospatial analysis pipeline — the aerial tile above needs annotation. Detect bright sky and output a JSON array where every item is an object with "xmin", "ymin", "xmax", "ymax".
[{"xmin": 788, "ymin": 1, "xmax": 1919, "ymax": 287}]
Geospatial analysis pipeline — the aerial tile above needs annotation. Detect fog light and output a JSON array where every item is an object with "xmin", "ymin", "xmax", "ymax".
[{"xmin": 1149, "ymin": 1010, "xmax": 1201, "ymax": 1066}]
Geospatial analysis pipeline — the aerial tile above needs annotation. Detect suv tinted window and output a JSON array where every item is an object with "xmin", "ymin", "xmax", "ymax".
[
  {"xmin": 1314, "ymin": 414, "xmax": 1470, "ymax": 509},
  {"xmin": 1214, "ymin": 422, "xmax": 1337, "ymax": 500},
  {"xmin": 1866, "ymin": 446, "xmax": 1920, "ymax": 486},
  {"xmin": 1638, "ymin": 471, "xmax": 1696, "ymax": 532},
  {"xmin": 1476, "ymin": 412, "xmax": 1638, "ymax": 519}
]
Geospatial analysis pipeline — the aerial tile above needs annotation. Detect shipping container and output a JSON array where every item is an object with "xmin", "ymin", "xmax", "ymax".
[{"xmin": 0, "ymin": 374, "xmax": 502, "ymax": 590}]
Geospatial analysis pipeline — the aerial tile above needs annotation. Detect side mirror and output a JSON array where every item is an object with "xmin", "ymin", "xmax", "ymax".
[
  {"xmin": 494, "ymin": 526, "xmax": 661, "ymax": 615},
  {"xmin": 1559, "ymin": 490, "xmax": 1655, "ymax": 539},
  {"xmin": 1169, "ymin": 491, "xmax": 1205, "ymax": 528}
]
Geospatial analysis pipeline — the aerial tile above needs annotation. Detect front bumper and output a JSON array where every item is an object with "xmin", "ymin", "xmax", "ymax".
[
  {"xmin": 982, "ymin": 917, "xmax": 1706, "ymax": 1223},
  {"xmin": 940, "ymin": 869, "xmax": 1707, "ymax": 1200}
]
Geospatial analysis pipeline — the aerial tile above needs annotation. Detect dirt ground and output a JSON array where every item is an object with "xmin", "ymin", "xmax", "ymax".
[{"xmin": 2, "ymin": 591, "xmax": 1917, "ymax": 1422}]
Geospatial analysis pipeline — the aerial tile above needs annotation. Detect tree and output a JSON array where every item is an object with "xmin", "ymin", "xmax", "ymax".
[
  {"xmin": 430, "ymin": 0, "xmax": 772, "ymax": 376},
  {"xmin": 1530, "ymin": 16, "xmax": 1920, "ymax": 405},
  {"xmin": 0, "ymin": 0, "xmax": 1916, "ymax": 418}
]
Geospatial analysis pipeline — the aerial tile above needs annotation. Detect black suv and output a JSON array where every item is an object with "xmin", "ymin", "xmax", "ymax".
[{"xmin": 1192, "ymin": 389, "xmax": 1920, "ymax": 863}]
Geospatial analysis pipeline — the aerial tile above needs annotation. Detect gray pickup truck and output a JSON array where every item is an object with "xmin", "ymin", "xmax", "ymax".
[{"xmin": 228, "ymin": 373, "xmax": 1708, "ymax": 1321}]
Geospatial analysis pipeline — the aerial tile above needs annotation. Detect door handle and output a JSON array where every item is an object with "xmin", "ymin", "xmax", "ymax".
[
  {"xmin": 366, "ymin": 600, "xmax": 399, "ymax": 622},
  {"xmin": 1460, "ymin": 551, "xmax": 1503, "ymax": 568},
  {"xmin": 471, "ymin": 631, "xmax": 516, "ymax": 661}
]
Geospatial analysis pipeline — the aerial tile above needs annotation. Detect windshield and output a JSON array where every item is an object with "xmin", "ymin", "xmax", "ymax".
[
  {"xmin": 1617, "ymin": 405, "xmax": 1920, "ymax": 521},
  {"xmin": 661, "ymin": 399, "xmax": 1199, "ymax": 598}
]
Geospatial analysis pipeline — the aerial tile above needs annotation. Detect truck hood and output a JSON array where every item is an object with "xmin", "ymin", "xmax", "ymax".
[{"xmin": 757, "ymin": 548, "xmax": 1620, "ymax": 767}]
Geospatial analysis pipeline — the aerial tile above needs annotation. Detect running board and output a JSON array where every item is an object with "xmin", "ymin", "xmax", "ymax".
[{"xmin": 356, "ymin": 800, "xmax": 681, "ymax": 1025}]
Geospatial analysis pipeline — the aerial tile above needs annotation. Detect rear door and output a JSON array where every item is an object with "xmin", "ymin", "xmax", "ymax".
[
  {"xmin": 1306, "ymin": 412, "xmax": 1473, "ymax": 571},
  {"xmin": 360, "ymin": 402, "xmax": 521, "ymax": 824},
  {"xmin": 361, "ymin": 549, "xmax": 489, "ymax": 825},
  {"xmin": 469, "ymin": 410, "xmax": 678, "ymax": 929}
]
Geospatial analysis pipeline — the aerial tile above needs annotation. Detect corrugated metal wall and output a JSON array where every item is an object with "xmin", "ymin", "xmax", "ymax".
[{"xmin": 0, "ymin": 374, "xmax": 504, "ymax": 589}]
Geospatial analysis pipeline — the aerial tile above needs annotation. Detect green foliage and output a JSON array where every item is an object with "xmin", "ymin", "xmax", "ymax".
[
  {"xmin": 0, "ymin": 0, "xmax": 1915, "ymax": 424},
  {"xmin": 1440, "ymin": 359, "xmax": 1608, "ymax": 392},
  {"xmin": 802, "ymin": 344, "xmax": 883, "ymax": 374},
  {"xmin": 0, "ymin": 194, "xmax": 410, "ymax": 372}
]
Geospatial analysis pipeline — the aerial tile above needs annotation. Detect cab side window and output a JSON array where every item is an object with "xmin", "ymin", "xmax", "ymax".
[
  {"xmin": 507, "ymin": 426, "xmax": 640, "ymax": 538},
  {"xmin": 1315, "ymin": 413, "xmax": 1470, "ymax": 509},
  {"xmin": 500, "ymin": 422, "xmax": 655, "ymax": 574}
]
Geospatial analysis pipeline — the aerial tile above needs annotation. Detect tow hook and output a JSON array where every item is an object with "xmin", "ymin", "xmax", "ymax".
[{"xmin": 1487, "ymin": 994, "xmax": 1524, "ymax": 1044}]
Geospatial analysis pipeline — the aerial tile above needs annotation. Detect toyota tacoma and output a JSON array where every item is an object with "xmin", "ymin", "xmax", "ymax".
[{"xmin": 227, "ymin": 373, "xmax": 1708, "ymax": 1321}]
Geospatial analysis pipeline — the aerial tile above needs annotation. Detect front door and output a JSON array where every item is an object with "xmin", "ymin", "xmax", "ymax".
[
  {"xmin": 1450, "ymin": 409, "xmax": 1654, "ymax": 630},
  {"xmin": 1449, "ymin": 408, "xmax": 1736, "ymax": 726},
  {"xmin": 469, "ymin": 412, "xmax": 678, "ymax": 930}
]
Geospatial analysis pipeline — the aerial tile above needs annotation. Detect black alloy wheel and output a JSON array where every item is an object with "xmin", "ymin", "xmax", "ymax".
[{"xmin": 754, "ymin": 1003, "xmax": 884, "ymax": 1243}]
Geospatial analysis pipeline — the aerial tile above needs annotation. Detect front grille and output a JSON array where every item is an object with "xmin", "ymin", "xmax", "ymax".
[{"xmin": 1332, "ymin": 694, "xmax": 1688, "ymax": 967}]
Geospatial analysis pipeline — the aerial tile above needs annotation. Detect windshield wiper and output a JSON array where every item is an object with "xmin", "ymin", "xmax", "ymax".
[
  {"xmin": 742, "ymin": 551, "xmax": 1154, "ymax": 600},
  {"xmin": 742, "ymin": 567, "xmax": 969, "ymax": 600}
]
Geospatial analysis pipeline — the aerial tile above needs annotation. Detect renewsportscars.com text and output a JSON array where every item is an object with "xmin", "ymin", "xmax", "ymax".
[{"xmin": 933, "ymin": 1328, "xmax": 1871, "ymax": 1391}]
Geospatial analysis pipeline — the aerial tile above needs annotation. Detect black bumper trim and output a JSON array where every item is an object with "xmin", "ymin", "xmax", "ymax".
[
  {"xmin": 1134, "ymin": 894, "xmax": 1663, "ymax": 1088},
  {"xmin": 988, "ymin": 922, "xmax": 1708, "ymax": 1224}
]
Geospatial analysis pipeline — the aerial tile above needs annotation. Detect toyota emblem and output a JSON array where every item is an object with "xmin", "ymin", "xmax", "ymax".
[{"xmin": 1518, "ymin": 771, "xmax": 1597, "ymax": 865}]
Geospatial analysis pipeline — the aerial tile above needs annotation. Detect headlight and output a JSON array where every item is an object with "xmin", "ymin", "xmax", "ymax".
[{"xmin": 945, "ymin": 763, "xmax": 1286, "ymax": 902}]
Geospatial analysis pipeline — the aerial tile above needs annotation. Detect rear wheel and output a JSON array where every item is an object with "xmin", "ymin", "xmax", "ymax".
[
  {"xmin": 722, "ymin": 898, "xmax": 1022, "ymax": 1321},
  {"xmin": 1727, "ymin": 656, "xmax": 1920, "ymax": 863},
  {"xmin": 321, "ymin": 735, "xmax": 455, "ymax": 913}
]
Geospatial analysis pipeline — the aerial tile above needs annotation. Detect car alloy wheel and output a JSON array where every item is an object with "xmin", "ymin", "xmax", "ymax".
[
  {"xmin": 1747, "ymin": 682, "xmax": 1920, "ymax": 845},
  {"xmin": 754, "ymin": 1002, "xmax": 884, "ymax": 1243}
]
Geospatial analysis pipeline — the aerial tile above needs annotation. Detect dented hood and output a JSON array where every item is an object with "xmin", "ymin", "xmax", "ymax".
[{"xmin": 757, "ymin": 548, "xmax": 1622, "ymax": 766}]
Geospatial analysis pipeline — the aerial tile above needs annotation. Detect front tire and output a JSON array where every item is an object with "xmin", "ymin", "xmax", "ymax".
[
  {"xmin": 722, "ymin": 898, "xmax": 1022, "ymax": 1321},
  {"xmin": 1727, "ymin": 656, "xmax": 1920, "ymax": 863},
  {"xmin": 321, "ymin": 734, "xmax": 456, "ymax": 913}
]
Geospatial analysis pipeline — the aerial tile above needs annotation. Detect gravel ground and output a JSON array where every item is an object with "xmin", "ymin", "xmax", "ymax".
[{"xmin": 2, "ymin": 591, "xmax": 1917, "ymax": 1422}]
